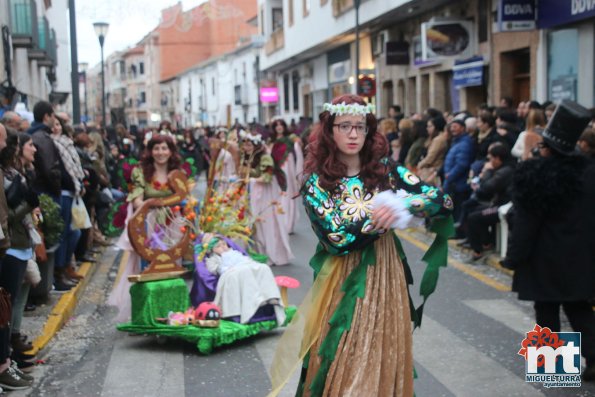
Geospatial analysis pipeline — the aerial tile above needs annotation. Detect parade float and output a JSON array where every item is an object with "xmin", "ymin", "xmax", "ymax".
[{"xmin": 116, "ymin": 136, "xmax": 297, "ymax": 354}]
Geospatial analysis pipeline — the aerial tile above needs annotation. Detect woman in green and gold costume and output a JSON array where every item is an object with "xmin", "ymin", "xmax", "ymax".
[
  {"xmin": 107, "ymin": 134, "xmax": 185, "ymax": 322},
  {"xmin": 269, "ymin": 95, "xmax": 453, "ymax": 397}
]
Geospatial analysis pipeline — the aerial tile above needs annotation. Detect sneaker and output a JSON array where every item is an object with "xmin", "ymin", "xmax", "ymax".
[
  {"xmin": 10, "ymin": 361, "xmax": 33, "ymax": 381},
  {"xmin": 0, "ymin": 366, "xmax": 32, "ymax": 390},
  {"xmin": 53, "ymin": 277, "xmax": 76, "ymax": 292}
]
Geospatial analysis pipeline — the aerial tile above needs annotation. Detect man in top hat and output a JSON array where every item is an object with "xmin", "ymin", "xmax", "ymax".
[{"xmin": 503, "ymin": 99, "xmax": 595, "ymax": 382}]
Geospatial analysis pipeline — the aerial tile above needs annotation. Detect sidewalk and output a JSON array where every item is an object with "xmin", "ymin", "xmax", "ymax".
[
  {"xmin": 402, "ymin": 226, "xmax": 513, "ymax": 276},
  {"xmin": 20, "ymin": 244, "xmax": 122, "ymax": 358}
]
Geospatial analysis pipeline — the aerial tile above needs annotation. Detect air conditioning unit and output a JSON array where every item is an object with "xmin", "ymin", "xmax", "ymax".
[{"xmin": 372, "ymin": 31, "xmax": 388, "ymax": 57}]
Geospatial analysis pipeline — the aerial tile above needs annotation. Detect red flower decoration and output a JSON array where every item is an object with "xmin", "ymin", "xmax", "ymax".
[
  {"xmin": 182, "ymin": 162, "xmax": 192, "ymax": 177},
  {"xmin": 112, "ymin": 203, "xmax": 128, "ymax": 228},
  {"xmin": 122, "ymin": 162, "xmax": 137, "ymax": 183},
  {"xmin": 518, "ymin": 324, "xmax": 565, "ymax": 367}
]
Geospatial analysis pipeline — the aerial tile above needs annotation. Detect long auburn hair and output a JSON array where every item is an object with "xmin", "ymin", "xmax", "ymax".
[
  {"xmin": 270, "ymin": 119, "xmax": 290, "ymax": 141},
  {"xmin": 303, "ymin": 94, "xmax": 389, "ymax": 191},
  {"xmin": 141, "ymin": 134, "xmax": 182, "ymax": 181}
]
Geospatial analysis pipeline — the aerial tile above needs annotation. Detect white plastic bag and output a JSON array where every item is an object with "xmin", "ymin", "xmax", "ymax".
[
  {"xmin": 71, "ymin": 197, "xmax": 92, "ymax": 230},
  {"xmin": 25, "ymin": 259, "xmax": 41, "ymax": 287}
]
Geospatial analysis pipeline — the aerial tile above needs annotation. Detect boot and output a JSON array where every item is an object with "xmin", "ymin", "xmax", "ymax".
[
  {"xmin": 10, "ymin": 333, "xmax": 32, "ymax": 353},
  {"xmin": 54, "ymin": 268, "xmax": 77, "ymax": 292},
  {"xmin": 65, "ymin": 265, "xmax": 84, "ymax": 280},
  {"xmin": 93, "ymin": 228, "xmax": 111, "ymax": 247}
]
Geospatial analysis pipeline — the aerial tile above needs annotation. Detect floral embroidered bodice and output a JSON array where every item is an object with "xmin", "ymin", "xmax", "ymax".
[{"xmin": 302, "ymin": 163, "xmax": 453, "ymax": 256}]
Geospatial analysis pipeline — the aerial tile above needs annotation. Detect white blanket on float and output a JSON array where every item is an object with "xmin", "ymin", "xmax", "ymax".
[{"xmin": 206, "ymin": 250, "xmax": 286, "ymax": 325}]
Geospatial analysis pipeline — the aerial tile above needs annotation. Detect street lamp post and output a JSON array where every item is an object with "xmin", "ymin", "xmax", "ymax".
[
  {"xmin": 93, "ymin": 22, "xmax": 109, "ymax": 128},
  {"xmin": 354, "ymin": 0, "xmax": 361, "ymax": 96},
  {"xmin": 256, "ymin": 54, "xmax": 261, "ymax": 123},
  {"xmin": 78, "ymin": 62, "xmax": 89, "ymax": 122}
]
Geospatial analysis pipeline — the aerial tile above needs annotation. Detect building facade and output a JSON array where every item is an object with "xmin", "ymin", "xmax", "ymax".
[
  {"xmin": 177, "ymin": 40, "xmax": 261, "ymax": 127},
  {"xmin": 257, "ymin": 0, "xmax": 594, "ymax": 121},
  {"xmin": 0, "ymin": 0, "xmax": 71, "ymax": 116}
]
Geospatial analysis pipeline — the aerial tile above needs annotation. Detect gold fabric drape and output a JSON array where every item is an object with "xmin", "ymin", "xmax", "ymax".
[{"xmin": 269, "ymin": 234, "xmax": 413, "ymax": 397}]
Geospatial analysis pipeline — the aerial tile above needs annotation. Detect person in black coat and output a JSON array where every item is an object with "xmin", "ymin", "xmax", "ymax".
[
  {"xmin": 502, "ymin": 100, "xmax": 595, "ymax": 382},
  {"xmin": 465, "ymin": 142, "xmax": 515, "ymax": 260}
]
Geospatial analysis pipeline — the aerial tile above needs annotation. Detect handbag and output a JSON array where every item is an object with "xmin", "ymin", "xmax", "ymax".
[
  {"xmin": 71, "ymin": 197, "xmax": 92, "ymax": 230},
  {"xmin": 5, "ymin": 174, "xmax": 23, "ymax": 209}
]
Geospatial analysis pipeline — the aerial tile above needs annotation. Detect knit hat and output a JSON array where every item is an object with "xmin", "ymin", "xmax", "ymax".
[{"xmin": 542, "ymin": 100, "xmax": 591, "ymax": 155}]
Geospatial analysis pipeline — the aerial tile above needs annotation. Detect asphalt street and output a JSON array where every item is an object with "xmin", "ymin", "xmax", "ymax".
[{"xmin": 10, "ymin": 199, "xmax": 595, "ymax": 397}]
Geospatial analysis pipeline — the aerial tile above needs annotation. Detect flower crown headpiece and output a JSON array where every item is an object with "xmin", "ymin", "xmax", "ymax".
[
  {"xmin": 323, "ymin": 102, "xmax": 375, "ymax": 116},
  {"xmin": 196, "ymin": 236, "xmax": 221, "ymax": 262},
  {"xmin": 144, "ymin": 129, "xmax": 174, "ymax": 144},
  {"xmin": 238, "ymin": 129, "xmax": 263, "ymax": 145}
]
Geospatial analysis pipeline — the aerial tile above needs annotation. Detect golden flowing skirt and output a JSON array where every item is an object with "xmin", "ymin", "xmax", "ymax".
[
  {"xmin": 270, "ymin": 233, "xmax": 414, "ymax": 397},
  {"xmin": 301, "ymin": 234, "xmax": 413, "ymax": 396}
]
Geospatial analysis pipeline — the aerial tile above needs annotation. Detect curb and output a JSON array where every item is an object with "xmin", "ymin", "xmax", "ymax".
[
  {"xmin": 24, "ymin": 259, "xmax": 99, "ymax": 356},
  {"xmin": 409, "ymin": 227, "xmax": 514, "ymax": 277}
]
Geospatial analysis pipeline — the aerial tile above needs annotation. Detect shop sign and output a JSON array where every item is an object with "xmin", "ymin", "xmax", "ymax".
[
  {"xmin": 260, "ymin": 87, "xmax": 279, "ymax": 103},
  {"xmin": 453, "ymin": 56, "xmax": 484, "ymax": 88},
  {"xmin": 358, "ymin": 76, "xmax": 376, "ymax": 97},
  {"xmin": 412, "ymin": 36, "xmax": 440, "ymax": 68},
  {"xmin": 386, "ymin": 41, "xmax": 410, "ymax": 65},
  {"xmin": 550, "ymin": 75, "xmax": 577, "ymax": 102},
  {"xmin": 421, "ymin": 19, "xmax": 475, "ymax": 61},
  {"xmin": 538, "ymin": 0, "xmax": 595, "ymax": 29},
  {"xmin": 498, "ymin": 0, "xmax": 536, "ymax": 31}
]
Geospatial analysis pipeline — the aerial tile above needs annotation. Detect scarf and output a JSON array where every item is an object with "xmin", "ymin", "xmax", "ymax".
[{"xmin": 52, "ymin": 134, "xmax": 85, "ymax": 195}]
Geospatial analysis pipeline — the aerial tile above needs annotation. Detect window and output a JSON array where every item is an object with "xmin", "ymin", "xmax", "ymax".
[
  {"xmin": 119, "ymin": 61, "xmax": 125, "ymax": 76},
  {"xmin": 288, "ymin": 0, "xmax": 294, "ymax": 27},
  {"xmin": 292, "ymin": 71, "xmax": 300, "ymax": 111},
  {"xmin": 272, "ymin": 8, "xmax": 283, "ymax": 31},
  {"xmin": 139, "ymin": 62, "xmax": 145, "ymax": 75},
  {"xmin": 211, "ymin": 78, "xmax": 215, "ymax": 95},
  {"xmin": 140, "ymin": 91, "xmax": 146, "ymax": 103},
  {"xmin": 283, "ymin": 74, "xmax": 290, "ymax": 111},
  {"xmin": 303, "ymin": 0, "xmax": 311, "ymax": 17},
  {"xmin": 547, "ymin": 29, "xmax": 579, "ymax": 102},
  {"xmin": 234, "ymin": 85, "xmax": 242, "ymax": 105}
]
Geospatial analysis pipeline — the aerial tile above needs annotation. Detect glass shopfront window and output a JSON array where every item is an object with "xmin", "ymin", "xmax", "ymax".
[{"xmin": 547, "ymin": 29, "xmax": 578, "ymax": 102}]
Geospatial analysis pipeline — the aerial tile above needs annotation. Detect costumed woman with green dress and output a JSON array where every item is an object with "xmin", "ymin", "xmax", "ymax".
[
  {"xmin": 107, "ymin": 134, "xmax": 186, "ymax": 322},
  {"xmin": 269, "ymin": 94, "xmax": 453, "ymax": 397}
]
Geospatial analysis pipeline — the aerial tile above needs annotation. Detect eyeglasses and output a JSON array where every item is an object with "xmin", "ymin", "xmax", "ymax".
[{"xmin": 333, "ymin": 123, "xmax": 368, "ymax": 136}]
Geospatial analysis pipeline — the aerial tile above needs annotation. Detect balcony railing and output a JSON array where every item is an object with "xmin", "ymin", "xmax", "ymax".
[
  {"xmin": 265, "ymin": 28, "xmax": 284, "ymax": 56},
  {"xmin": 29, "ymin": 17, "xmax": 55, "ymax": 67},
  {"xmin": 9, "ymin": 0, "xmax": 38, "ymax": 48},
  {"xmin": 46, "ymin": 29, "xmax": 57, "ymax": 65}
]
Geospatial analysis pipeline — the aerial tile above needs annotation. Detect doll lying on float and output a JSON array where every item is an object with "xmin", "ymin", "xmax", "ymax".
[{"xmin": 190, "ymin": 233, "xmax": 298, "ymax": 325}]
